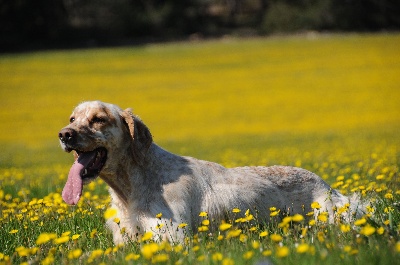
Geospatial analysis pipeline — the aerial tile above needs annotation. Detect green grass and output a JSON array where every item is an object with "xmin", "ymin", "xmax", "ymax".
[{"xmin": 0, "ymin": 33, "xmax": 399, "ymax": 264}]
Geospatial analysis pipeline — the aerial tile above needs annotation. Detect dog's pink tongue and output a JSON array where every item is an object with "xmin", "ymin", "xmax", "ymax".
[{"xmin": 62, "ymin": 151, "xmax": 96, "ymax": 205}]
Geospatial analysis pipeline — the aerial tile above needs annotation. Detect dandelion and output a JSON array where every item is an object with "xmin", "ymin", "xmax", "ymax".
[
  {"xmin": 377, "ymin": 227, "xmax": 384, "ymax": 235},
  {"xmin": 292, "ymin": 214, "xmax": 304, "ymax": 222},
  {"xmin": 141, "ymin": 243, "xmax": 159, "ymax": 259},
  {"xmin": 395, "ymin": 242, "xmax": 400, "ymax": 253},
  {"xmin": 270, "ymin": 210, "xmax": 280, "ymax": 217},
  {"xmin": 259, "ymin": 231, "xmax": 268, "ymax": 237},
  {"xmin": 54, "ymin": 235, "xmax": 69, "ymax": 245},
  {"xmin": 384, "ymin": 193, "xmax": 393, "ymax": 200},
  {"xmin": 152, "ymin": 253, "xmax": 169, "ymax": 263},
  {"xmin": 232, "ymin": 208, "xmax": 241, "ymax": 213},
  {"xmin": 226, "ymin": 229, "xmax": 241, "ymax": 238},
  {"xmin": 199, "ymin": 211, "xmax": 208, "ymax": 217},
  {"xmin": 270, "ymin": 234, "xmax": 283, "ymax": 242},
  {"xmin": 276, "ymin": 246, "xmax": 289, "ymax": 258},
  {"xmin": 360, "ymin": 225, "xmax": 376, "ymax": 236},
  {"xmin": 36, "ymin": 232, "xmax": 57, "ymax": 245},
  {"xmin": 72, "ymin": 234, "xmax": 80, "ymax": 240},
  {"xmin": 198, "ymin": 226, "xmax": 209, "ymax": 232},
  {"xmin": 262, "ymin": 250, "xmax": 272, "ymax": 256},
  {"xmin": 222, "ymin": 258, "xmax": 234, "ymax": 265},
  {"xmin": 68, "ymin": 249, "xmax": 82, "ymax": 259},
  {"xmin": 219, "ymin": 223, "xmax": 232, "ymax": 231},
  {"xmin": 311, "ymin": 202, "xmax": 321, "ymax": 209},
  {"xmin": 202, "ymin": 219, "xmax": 210, "ymax": 226},
  {"xmin": 317, "ymin": 213, "xmax": 328, "ymax": 223},
  {"xmin": 16, "ymin": 246, "xmax": 30, "ymax": 257},
  {"xmin": 156, "ymin": 223, "xmax": 164, "ymax": 230},
  {"xmin": 243, "ymin": 251, "xmax": 254, "ymax": 260},
  {"xmin": 309, "ymin": 219, "xmax": 316, "ymax": 226},
  {"xmin": 90, "ymin": 229, "xmax": 98, "ymax": 238},
  {"xmin": 9, "ymin": 229, "xmax": 18, "ymax": 234},
  {"xmin": 104, "ymin": 208, "xmax": 117, "ymax": 219},
  {"xmin": 269, "ymin": 207, "xmax": 277, "ymax": 211},
  {"xmin": 340, "ymin": 224, "xmax": 351, "ymax": 233},
  {"xmin": 354, "ymin": 218, "xmax": 367, "ymax": 226},
  {"xmin": 141, "ymin": 231, "xmax": 153, "ymax": 241},
  {"xmin": 212, "ymin": 252, "xmax": 223, "ymax": 261},
  {"xmin": 252, "ymin": 240, "xmax": 260, "ymax": 249},
  {"xmin": 297, "ymin": 243, "xmax": 310, "ymax": 254},
  {"xmin": 178, "ymin": 223, "xmax": 187, "ymax": 228},
  {"xmin": 156, "ymin": 213, "xmax": 162, "ymax": 218},
  {"xmin": 113, "ymin": 217, "xmax": 120, "ymax": 224}
]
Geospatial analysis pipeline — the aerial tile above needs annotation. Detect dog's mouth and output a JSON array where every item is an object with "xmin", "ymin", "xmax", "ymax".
[{"xmin": 62, "ymin": 147, "xmax": 107, "ymax": 205}]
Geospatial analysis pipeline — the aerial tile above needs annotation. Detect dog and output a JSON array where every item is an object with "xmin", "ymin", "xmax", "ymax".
[{"xmin": 59, "ymin": 101, "xmax": 362, "ymax": 244}]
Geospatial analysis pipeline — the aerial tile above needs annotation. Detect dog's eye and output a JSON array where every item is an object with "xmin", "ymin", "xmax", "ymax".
[
  {"xmin": 92, "ymin": 117, "xmax": 106, "ymax": 124},
  {"xmin": 69, "ymin": 117, "xmax": 75, "ymax": 123}
]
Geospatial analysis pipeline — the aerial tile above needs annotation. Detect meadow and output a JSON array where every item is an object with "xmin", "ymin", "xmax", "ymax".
[{"xmin": 0, "ymin": 33, "xmax": 399, "ymax": 264}]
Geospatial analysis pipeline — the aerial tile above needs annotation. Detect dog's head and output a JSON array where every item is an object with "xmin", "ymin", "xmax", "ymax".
[{"xmin": 58, "ymin": 100, "xmax": 152, "ymax": 204}]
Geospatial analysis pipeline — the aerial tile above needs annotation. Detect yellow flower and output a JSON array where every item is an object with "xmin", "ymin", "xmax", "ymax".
[
  {"xmin": 276, "ymin": 246, "xmax": 289, "ymax": 258},
  {"xmin": 239, "ymin": 234, "xmax": 248, "ymax": 242},
  {"xmin": 156, "ymin": 223, "xmax": 164, "ymax": 229},
  {"xmin": 53, "ymin": 235, "xmax": 69, "ymax": 244},
  {"xmin": 104, "ymin": 208, "xmax": 117, "ymax": 219},
  {"xmin": 72, "ymin": 234, "xmax": 80, "ymax": 240},
  {"xmin": 360, "ymin": 225, "xmax": 376, "ymax": 236},
  {"xmin": 202, "ymin": 219, "xmax": 210, "ymax": 226},
  {"xmin": 16, "ymin": 246, "xmax": 30, "ymax": 257},
  {"xmin": 199, "ymin": 212, "xmax": 208, "ymax": 217},
  {"xmin": 68, "ymin": 249, "xmax": 82, "ymax": 259},
  {"xmin": 259, "ymin": 231, "xmax": 268, "ymax": 237},
  {"xmin": 311, "ymin": 202, "xmax": 321, "ymax": 209},
  {"xmin": 125, "ymin": 253, "xmax": 140, "ymax": 261},
  {"xmin": 222, "ymin": 258, "xmax": 234, "ymax": 265},
  {"xmin": 90, "ymin": 229, "xmax": 98, "ymax": 238},
  {"xmin": 262, "ymin": 250, "xmax": 272, "ymax": 256},
  {"xmin": 141, "ymin": 243, "xmax": 159, "ymax": 259},
  {"xmin": 317, "ymin": 213, "xmax": 328, "ymax": 223},
  {"xmin": 198, "ymin": 226, "xmax": 209, "ymax": 232},
  {"xmin": 62, "ymin": 231, "xmax": 71, "ymax": 236},
  {"xmin": 243, "ymin": 251, "xmax": 254, "ymax": 260},
  {"xmin": 152, "ymin": 253, "xmax": 169, "ymax": 263},
  {"xmin": 340, "ymin": 224, "xmax": 351, "ymax": 233},
  {"xmin": 9, "ymin": 229, "xmax": 18, "ymax": 234},
  {"xmin": 269, "ymin": 207, "xmax": 277, "ymax": 211},
  {"xmin": 178, "ymin": 223, "xmax": 187, "ymax": 228},
  {"xmin": 384, "ymin": 193, "xmax": 393, "ymax": 200},
  {"xmin": 226, "ymin": 229, "xmax": 242, "ymax": 238},
  {"xmin": 219, "ymin": 223, "xmax": 232, "ymax": 231},
  {"xmin": 212, "ymin": 252, "xmax": 223, "ymax": 261},
  {"xmin": 252, "ymin": 240, "xmax": 260, "ymax": 249},
  {"xmin": 270, "ymin": 210, "xmax": 280, "ymax": 217},
  {"xmin": 113, "ymin": 217, "xmax": 120, "ymax": 224},
  {"xmin": 232, "ymin": 208, "xmax": 241, "ymax": 213},
  {"xmin": 297, "ymin": 243, "xmax": 310, "ymax": 254},
  {"xmin": 309, "ymin": 220, "xmax": 316, "ymax": 226},
  {"xmin": 395, "ymin": 242, "xmax": 400, "ymax": 253},
  {"xmin": 156, "ymin": 213, "xmax": 162, "ymax": 218},
  {"xmin": 354, "ymin": 218, "xmax": 367, "ymax": 226},
  {"xmin": 292, "ymin": 214, "xmax": 304, "ymax": 222},
  {"xmin": 377, "ymin": 227, "xmax": 384, "ymax": 235},
  {"xmin": 270, "ymin": 234, "xmax": 283, "ymax": 242},
  {"xmin": 141, "ymin": 231, "xmax": 153, "ymax": 242}
]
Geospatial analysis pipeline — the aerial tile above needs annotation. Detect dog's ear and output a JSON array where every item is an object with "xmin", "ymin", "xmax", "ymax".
[{"xmin": 121, "ymin": 108, "xmax": 153, "ymax": 165}]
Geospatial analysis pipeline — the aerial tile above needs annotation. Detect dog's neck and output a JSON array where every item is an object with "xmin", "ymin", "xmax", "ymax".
[{"xmin": 101, "ymin": 143, "xmax": 184, "ymax": 207}]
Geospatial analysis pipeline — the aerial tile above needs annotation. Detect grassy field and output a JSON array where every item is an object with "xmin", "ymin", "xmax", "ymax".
[{"xmin": 0, "ymin": 33, "xmax": 400, "ymax": 264}]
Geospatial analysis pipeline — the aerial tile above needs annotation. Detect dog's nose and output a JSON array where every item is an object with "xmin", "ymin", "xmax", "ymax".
[{"xmin": 59, "ymin": 128, "xmax": 76, "ymax": 144}]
